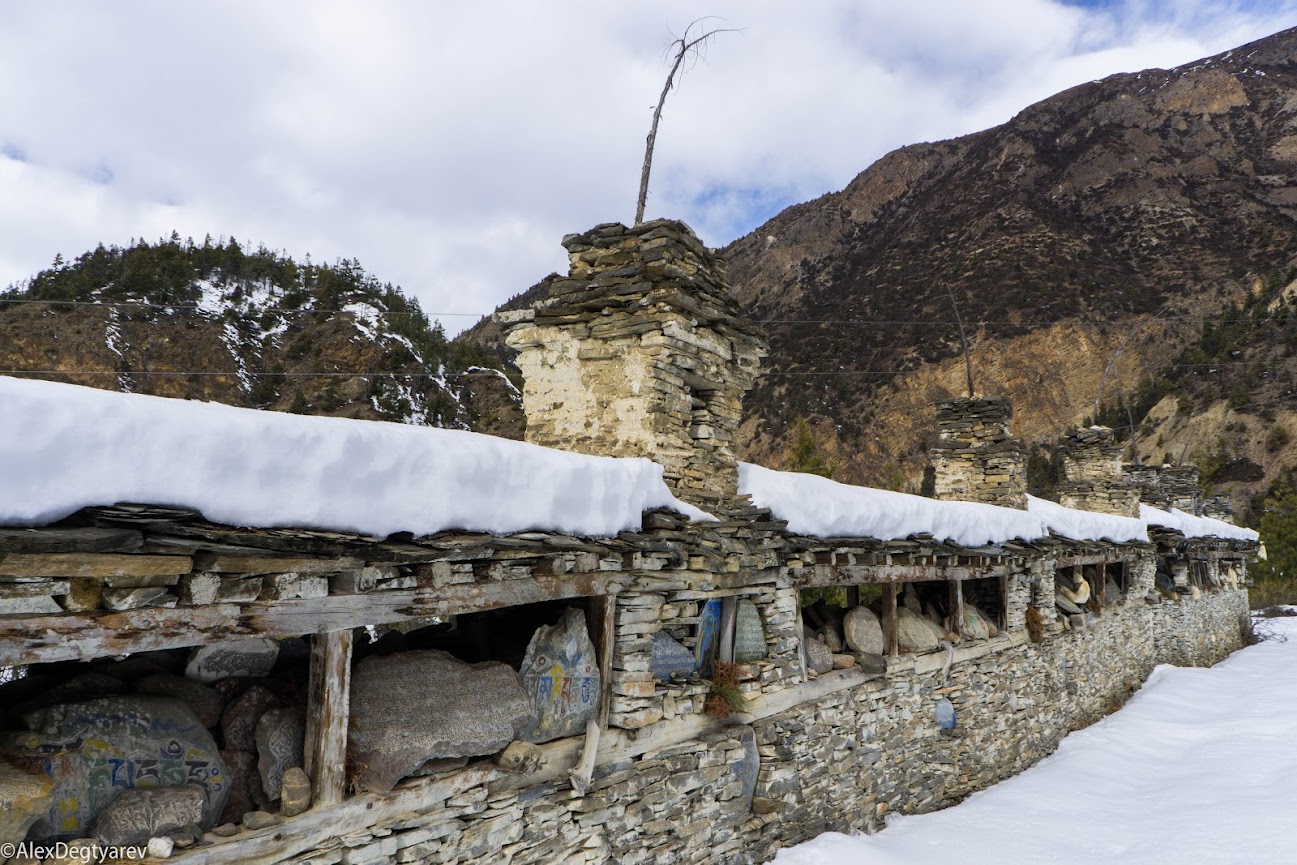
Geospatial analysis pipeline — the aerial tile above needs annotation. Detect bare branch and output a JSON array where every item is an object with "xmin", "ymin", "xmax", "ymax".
[{"xmin": 635, "ymin": 19, "xmax": 741, "ymax": 225}]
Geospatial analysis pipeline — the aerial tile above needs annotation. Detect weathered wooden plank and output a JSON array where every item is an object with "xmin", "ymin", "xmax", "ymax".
[
  {"xmin": 796, "ymin": 564, "xmax": 1006, "ymax": 587},
  {"xmin": 883, "ymin": 583, "xmax": 898, "ymax": 657},
  {"xmin": 952, "ymin": 579, "xmax": 965, "ymax": 637},
  {"xmin": 178, "ymin": 765, "xmax": 497, "ymax": 865},
  {"xmin": 588, "ymin": 595, "xmax": 616, "ymax": 730},
  {"xmin": 304, "ymin": 630, "xmax": 353, "ymax": 809},
  {"xmin": 0, "ymin": 573, "xmax": 630, "ymax": 665},
  {"xmin": 0, "ymin": 604, "xmax": 246, "ymax": 666},
  {"xmin": 0, "ymin": 552, "xmax": 192, "ymax": 578},
  {"xmin": 194, "ymin": 554, "xmax": 364, "ymax": 574},
  {"xmin": 0, "ymin": 527, "xmax": 143, "ymax": 554}
]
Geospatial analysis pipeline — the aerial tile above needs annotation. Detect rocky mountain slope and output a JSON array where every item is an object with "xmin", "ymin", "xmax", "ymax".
[
  {"xmin": 716, "ymin": 26, "xmax": 1297, "ymax": 518},
  {"xmin": 0, "ymin": 236, "xmax": 524, "ymax": 437}
]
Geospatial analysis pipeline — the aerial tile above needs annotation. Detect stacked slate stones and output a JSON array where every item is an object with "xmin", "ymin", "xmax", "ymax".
[
  {"xmin": 930, "ymin": 396, "xmax": 1028, "ymax": 509},
  {"xmin": 1056, "ymin": 427, "xmax": 1140, "ymax": 517},
  {"xmin": 501, "ymin": 219, "xmax": 767, "ymax": 512}
]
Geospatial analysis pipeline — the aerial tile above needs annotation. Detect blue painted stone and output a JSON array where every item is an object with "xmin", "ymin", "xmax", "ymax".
[
  {"xmin": 1, "ymin": 696, "xmax": 227, "ymax": 841},
  {"xmin": 936, "ymin": 698, "xmax": 957, "ymax": 731},
  {"xmin": 650, "ymin": 632, "xmax": 696, "ymax": 681},
  {"xmin": 519, "ymin": 608, "xmax": 600, "ymax": 743},
  {"xmin": 696, "ymin": 600, "xmax": 723, "ymax": 676}
]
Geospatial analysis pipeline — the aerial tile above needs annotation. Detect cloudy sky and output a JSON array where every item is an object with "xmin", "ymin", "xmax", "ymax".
[{"xmin": 1, "ymin": 1, "xmax": 1294, "ymax": 334}]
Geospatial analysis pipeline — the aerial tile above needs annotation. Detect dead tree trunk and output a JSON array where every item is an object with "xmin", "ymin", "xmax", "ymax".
[{"xmin": 635, "ymin": 20, "xmax": 736, "ymax": 225}]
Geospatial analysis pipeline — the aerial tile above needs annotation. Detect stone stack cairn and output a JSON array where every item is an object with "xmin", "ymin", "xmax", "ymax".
[
  {"xmin": 1056, "ymin": 427, "xmax": 1140, "ymax": 517},
  {"xmin": 930, "ymin": 396, "xmax": 1028, "ymax": 509},
  {"xmin": 1122, "ymin": 463, "xmax": 1165, "ymax": 507},
  {"xmin": 500, "ymin": 219, "xmax": 767, "ymax": 512},
  {"xmin": 1202, "ymin": 495, "xmax": 1237, "ymax": 524},
  {"xmin": 1159, "ymin": 466, "xmax": 1202, "ymax": 514}
]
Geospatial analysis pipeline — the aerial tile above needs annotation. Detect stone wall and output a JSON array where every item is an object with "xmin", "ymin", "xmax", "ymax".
[
  {"xmin": 930, "ymin": 397, "xmax": 1028, "ymax": 509},
  {"xmin": 501, "ymin": 221, "xmax": 767, "ymax": 510},
  {"xmin": 1057, "ymin": 427, "xmax": 1140, "ymax": 518},
  {"xmin": 273, "ymin": 586, "xmax": 1248, "ymax": 865}
]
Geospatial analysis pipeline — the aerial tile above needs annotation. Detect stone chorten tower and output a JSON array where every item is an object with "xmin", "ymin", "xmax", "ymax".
[
  {"xmin": 499, "ymin": 220, "xmax": 766, "ymax": 511},
  {"xmin": 929, "ymin": 396, "xmax": 1028, "ymax": 510},
  {"xmin": 1056, "ymin": 427, "xmax": 1140, "ymax": 518}
]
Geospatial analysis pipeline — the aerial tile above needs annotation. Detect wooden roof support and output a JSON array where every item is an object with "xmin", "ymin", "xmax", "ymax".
[{"xmin": 304, "ymin": 629, "xmax": 353, "ymax": 809}]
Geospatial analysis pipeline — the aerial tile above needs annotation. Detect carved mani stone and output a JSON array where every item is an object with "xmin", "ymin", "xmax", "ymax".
[
  {"xmin": 897, "ymin": 607, "xmax": 942, "ymax": 654},
  {"xmin": 92, "ymin": 785, "xmax": 206, "ymax": 846},
  {"xmin": 519, "ymin": 607, "xmax": 600, "ymax": 743},
  {"xmin": 1, "ymin": 697, "xmax": 227, "ymax": 840},
  {"xmin": 803, "ymin": 637, "xmax": 834, "ymax": 675},
  {"xmin": 221, "ymin": 685, "xmax": 283, "ymax": 753},
  {"xmin": 734, "ymin": 600, "xmax": 768, "ymax": 663},
  {"xmin": 254, "ymin": 707, "xmax": 305, "ymax": 802},
  {"xmin": 0, "ymin": 761, "xmax": 54, "ymax": 846},
  {"xmin": 186, "ymin": 638, "xmax": 280, "ymax": 684},
  {"xmin": 650, "ymin": 631, "xmax": 696, "ymax": 681},
  {"xmin": 348, "ymin": 650, "xmax": 531, "ymax": 793},
  {"xmin": 134, "ymin": 674, "xmax": 227, "ymax": 729},
  {"xmin": 843, "ymin": 606, "xmax": 885, "ymax": 655}
]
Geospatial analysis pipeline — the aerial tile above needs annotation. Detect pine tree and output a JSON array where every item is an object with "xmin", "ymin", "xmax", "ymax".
[{"xmin": 787, "ymin": 417, "xmax": 835, "ymax": 478}]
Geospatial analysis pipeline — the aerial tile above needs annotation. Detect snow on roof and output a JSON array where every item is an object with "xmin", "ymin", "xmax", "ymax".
[
  {"xmin": 1027, "ymin": 495, "xmax": 1147, "ymax": 544},
  {"xmin": 739, "ymin": 463, "xmax": 1051, "ymax": 547},
  {"xmin": 1139, "ymin": 504, "xmax": 1259, "ymax": 542},
  {"xmin": 0, "ymin": 376, "xmax": 709, "ymax": 538},
  {"xmin": 740, "ymin": 465, "xmax": 1152, "ymax": 547}
]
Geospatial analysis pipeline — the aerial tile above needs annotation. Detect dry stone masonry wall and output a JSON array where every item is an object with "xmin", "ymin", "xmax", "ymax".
[
  {"xmin": 930, "ymin": 397, "xmax": 1028, "ymax": 509},
  {"xmin": 1057, "ymin": 427, "xmax": 1141, "ymax": 518},
  {"xmin": 501, "ymin": 220, "xmax": 767, "ymax": 510}
]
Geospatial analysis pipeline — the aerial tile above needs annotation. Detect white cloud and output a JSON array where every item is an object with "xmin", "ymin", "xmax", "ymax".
[{"xmin": 0, "ymin": 0, "xmax": 1294, "ymax": 333}]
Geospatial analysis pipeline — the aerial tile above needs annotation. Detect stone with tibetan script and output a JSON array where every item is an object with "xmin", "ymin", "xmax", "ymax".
[
  {"xmin": 254, "ymin": 708, "xmax": 304, "ymax": 801},
  {"xmin": 733, "ymin": 599, "xmax": 768, "ymax": 663},
  {"xmin": 844, "ymin": 606, "xmax": 885, "ymax": 655},
  {"xmin": 650, "ymin": 631, "xmax": 696, "ymax": 682},
  {"xmin": 134, "ymin": 674, "xmax": 227, "ymax": 729},
  {"xmin": 92, "ymin": 785, "xmax": 205, "ymax": 846},
  {"xmin": 185, "ymin": 638, "xmax": 279, "ymax": 684},
  {"xmin": 695, "ymin": 599, "xmax": 722, "ymax": 676},
  {"xmin": 348, "ymin": 650, "xmax": 530, "ymax": 793},
  {"xmin": 803, "ymin": 637, "xmax": 834, "ymax": 675},
  {"xmin": 519, "ymin": 607, "xmax": 600, "ymax": 744},
  {"xmin": 0, "ymin": 760, "xmax": 54, "ymax": 846},
  {"xmin": 896, "ymin": 607, "xmax": 941, "ymax": 654},
  {"xmin": 1, "ymin": 696, "xmax": 227, "ymax": 841},
  {"xmin": 220, "ymin": 686, "xmax": 283, "ymax": 753}
]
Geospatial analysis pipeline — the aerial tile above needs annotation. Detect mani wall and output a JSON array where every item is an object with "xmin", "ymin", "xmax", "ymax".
[{"xmin": 0, "ymin": 221, "xmax": 1257, "ymax": 865}]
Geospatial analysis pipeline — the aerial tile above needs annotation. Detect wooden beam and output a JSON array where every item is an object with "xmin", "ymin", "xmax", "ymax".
[
  {"xmin": 883, "ymin": 583, "xmax": 898, "ymax": 657},
  {"xmin": 304, "ymin": 629, "xmax": 353, "ymax": 809},
  {"xmin": 796, "ymin": 563, "xmax": 1007, "ymax": 588},
  {"xmin": 0, "ymin": 572, "xmax": 631, "ymax": 666}
]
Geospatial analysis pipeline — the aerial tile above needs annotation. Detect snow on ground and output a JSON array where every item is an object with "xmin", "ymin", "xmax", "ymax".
[
  {"xmin": 738, "ymin": 463, "xmax": 1050, "ymax": 547},
  {"xmin": 1140, "ymin": 503, "xmax": 1259, "ymax": 542},
  {"xmin": 0, "ymin": 376, "xmax": 708, "ymax": 537},
  {"xmin": 770, "ymin": 616, "xmax": 1297, "ymax": 865}
]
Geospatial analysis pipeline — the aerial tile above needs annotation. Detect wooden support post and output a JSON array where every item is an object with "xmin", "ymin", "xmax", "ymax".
[
  {"xmin": 304, "ymin": 629, "xmax": 353, "ymax": 809},
  {"xmin": 883, "ymin": 583, "xmax": 898, "ymax": 657},
  {"xmin": 718, "ymin": 596, "xmax": 738, "ymax": 665},
  {"xmin": 949, "ymin": 579, "xmax": 965, "ymax": 637},
  {"xmin": 793, "ymin": 598, "xmax": 809, "ymax": 682},
  {"xmin": 999, "ymin": 574, "xmax": 1009, "ymax": 630},
  {"xmin": 589, "ymin": 596, "xmax": 617, "ymax": 729},
  {"xmin": 845, "ymin": 586, "xmax": 859, "ymax": 609}
]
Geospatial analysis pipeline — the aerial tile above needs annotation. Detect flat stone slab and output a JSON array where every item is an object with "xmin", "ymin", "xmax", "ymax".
[
  {"xmin": 349, "ymin": 650, "xmax": 530, "ymax": 793},
  {"xmin": 734, "ymin": 600, "xmax": 768, "ymax": 663},
  {"xmin": 650, "ymin": 632, "xmax": 696, "ymax": 681},
  {"xmin": 0, "ymin": 760, "xmax": 55, "ymax": 846}
]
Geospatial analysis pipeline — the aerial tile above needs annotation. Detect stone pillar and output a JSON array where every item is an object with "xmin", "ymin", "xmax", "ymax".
[
  {"xmin": 1056, "ymin": 427, "xmax": 1140, "ymax": 518},
  {"xmin": 500, "ymin": 220, "xmax": 767, "ymax": 511},
  {"xmin": 1201, "ymin": 495, "xmax": 1236, "ymax": 524},
  {"xmin": 1122, "ymin": 463, "xmax": 1164, "ymax": 508},
  {"xmin": 929, "ymin": 396, "xmax": 1027, "ymax": 509}
]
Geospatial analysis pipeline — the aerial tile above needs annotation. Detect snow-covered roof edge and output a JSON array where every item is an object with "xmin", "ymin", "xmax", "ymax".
[
  {"xmin": 1139, "ymin": 504, "xmax": 1260, "ymax": 542},
  {"xmin": 0, "ymin": 376, "xmax": 711, "ymax": 538},
  {"xmin": 1027, "ymin": 495, "xmax": 1148, "ymax": 544}
]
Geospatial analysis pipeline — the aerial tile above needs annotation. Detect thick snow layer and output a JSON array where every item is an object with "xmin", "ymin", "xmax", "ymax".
[
  {"xmin": 1139, "ymin": 504, "xmax": 1259, "ymax": 542},
  {"xmin": 738, "ymin": 463, "xmax": 1050, "ymax": 547},
  {"xmin": 0, "ymin": 376, "xmax": 708, "ymax": 537},
  {"xmin": 1027, "ymin": 494, "xmax": 1147, "ymax": 543},
  {"xmin": 771, "ymin": 616, "xmax": 1297, "ymax": 865}
]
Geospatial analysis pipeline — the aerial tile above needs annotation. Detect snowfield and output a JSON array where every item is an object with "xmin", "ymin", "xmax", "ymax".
[
  {"xmin": 0, "ymin": 376, "xmax": 709, "ymax": 537},
  {"xmin": 770, "ymin": 615, "xmax": 1297, "ymax": 865}
]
